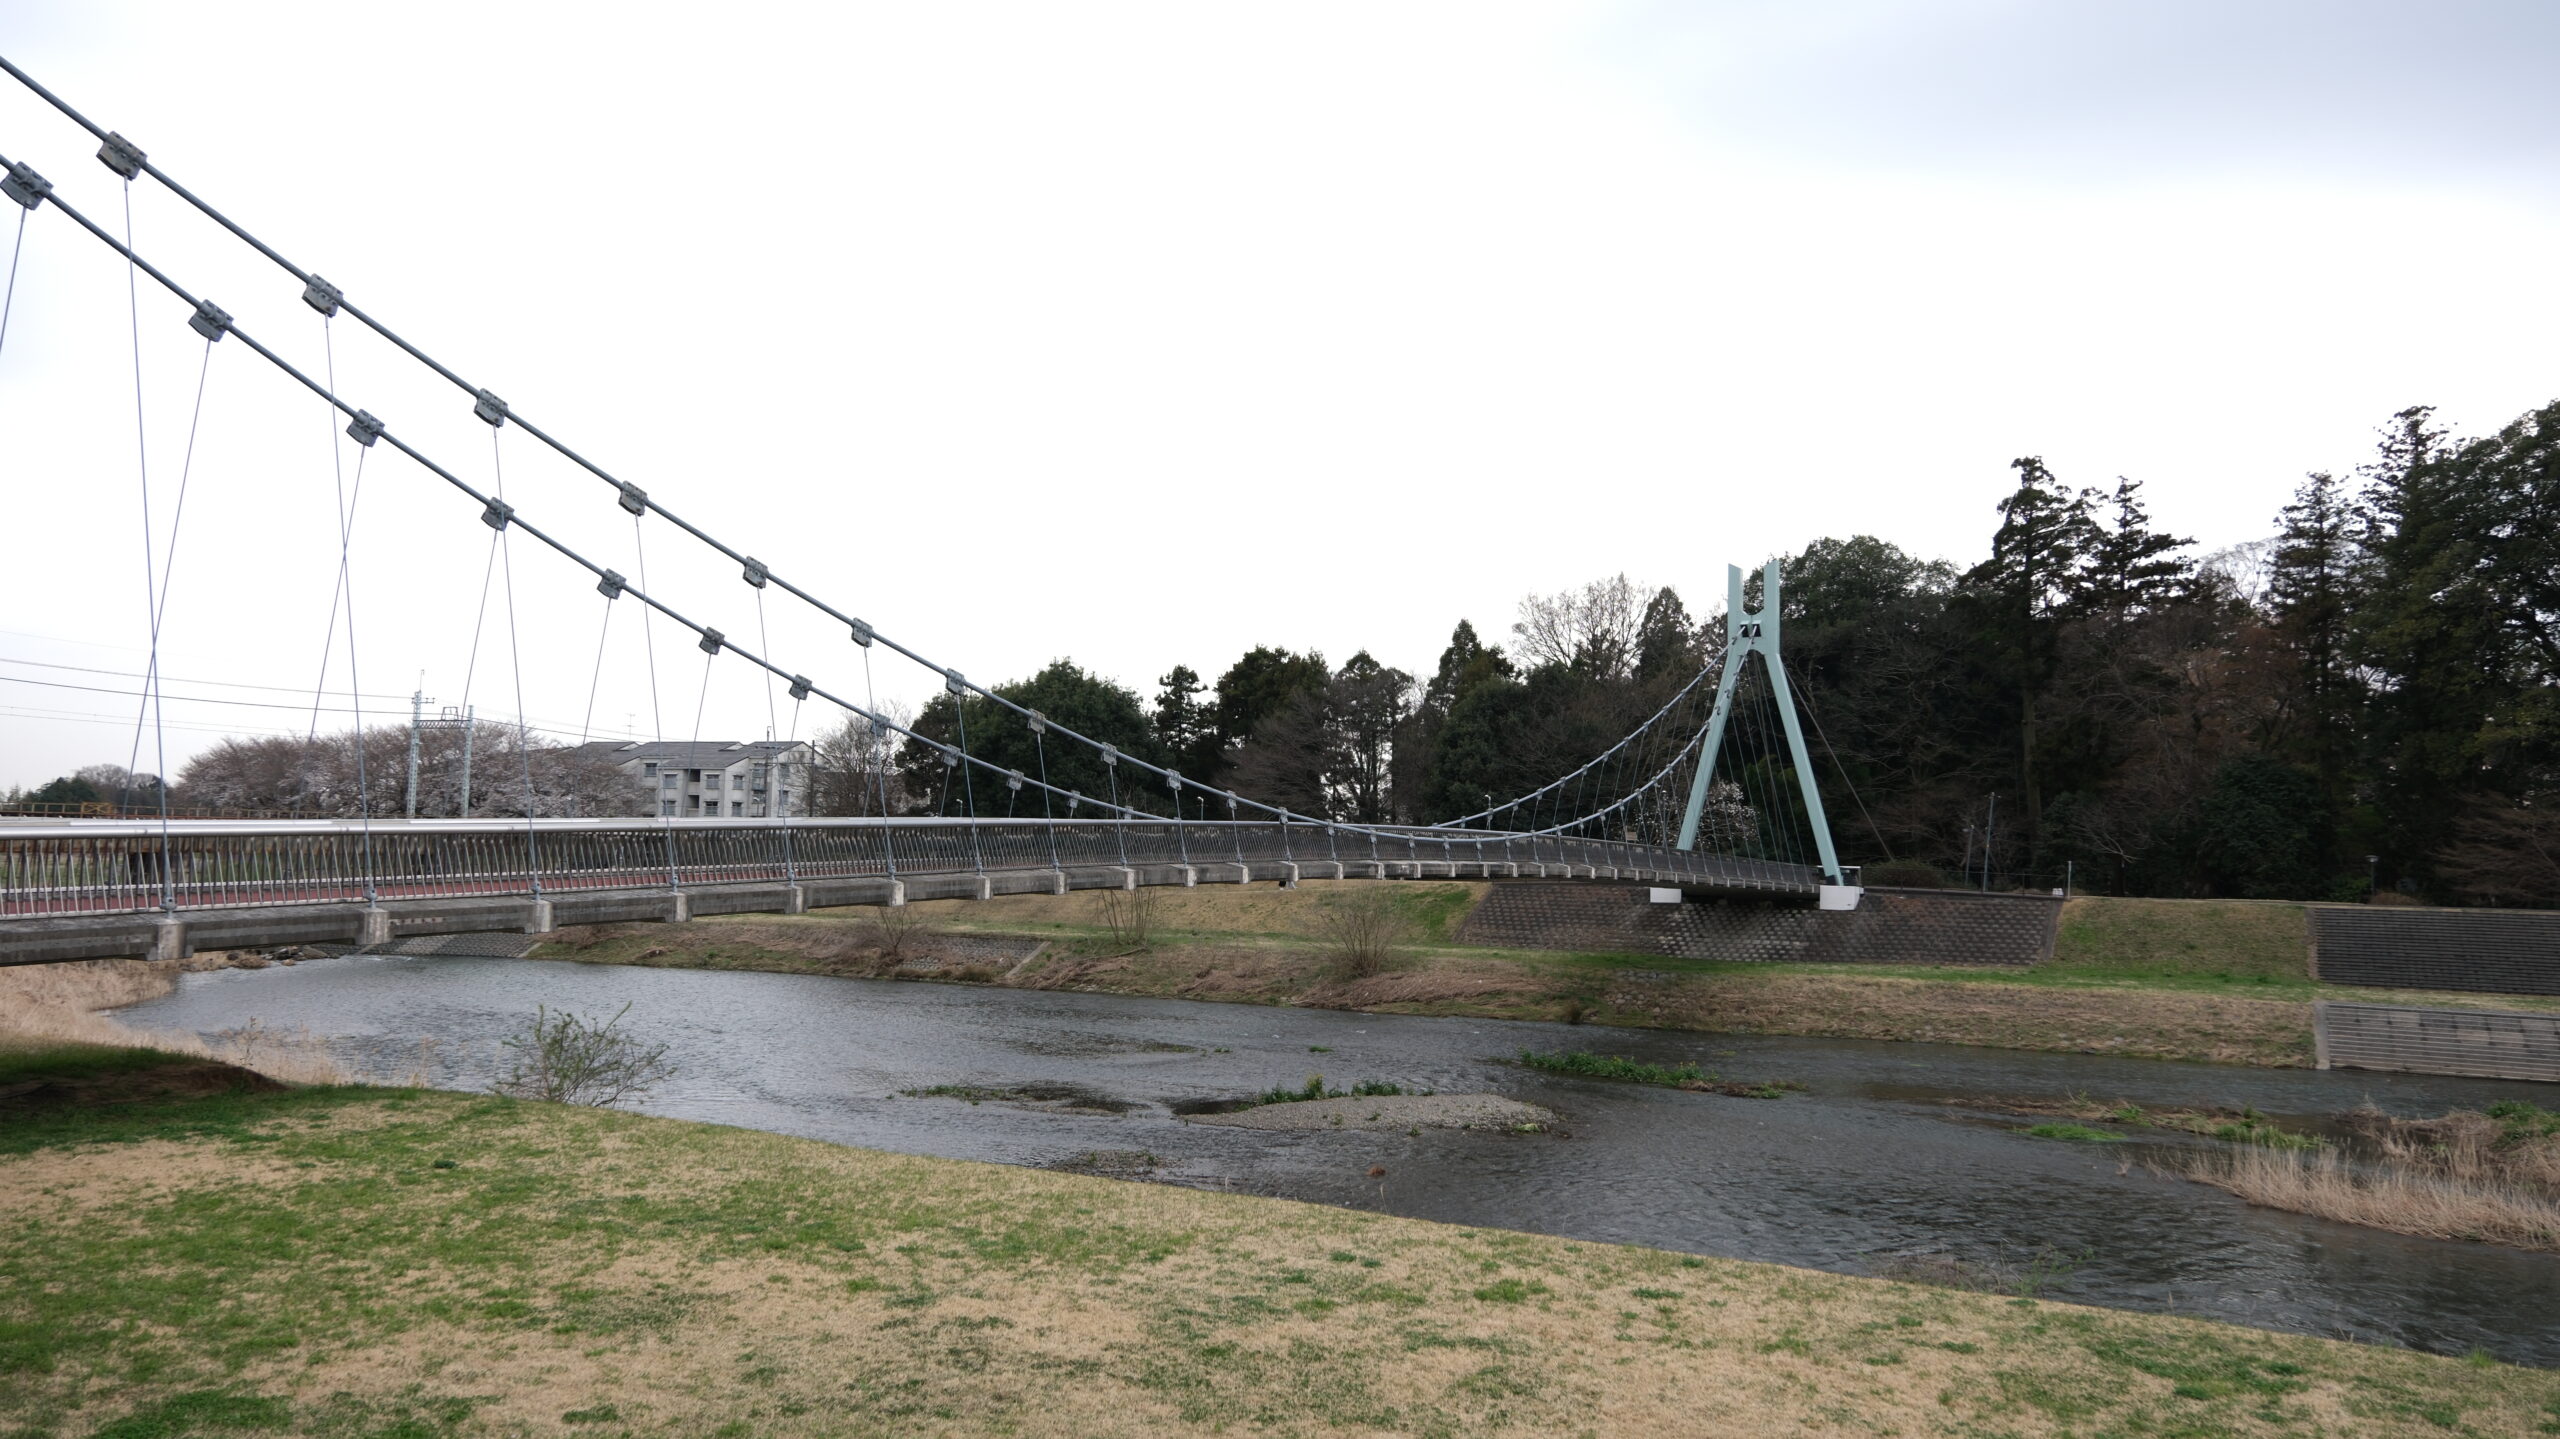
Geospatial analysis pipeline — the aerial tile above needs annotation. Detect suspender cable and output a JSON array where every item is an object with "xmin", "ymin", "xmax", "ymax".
[
  {"xmin": 0, "ymin": 64, "xmax": 1746, "ymax": 864},
  {"xmin": 5, "ymin": 157, "xmax": 1724, "ymax": 881},
  {"xmin": 321, "ymin": 313, "xmax": 376, "ymax": 895},
  {"xmin": 0, "ymin": 204, "xmax": 24, "ymax": 356},
  {"xmin": 489, "ymin": 429, "xmax": 542, "ymax": 894}
]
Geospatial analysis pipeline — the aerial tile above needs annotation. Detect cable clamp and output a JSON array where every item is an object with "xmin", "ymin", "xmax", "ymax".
[
  {"xmin": 1026, "ymin": 710, "xmax": 1047, "ymax": 735},
  {"xmin": 596, "ymin": 569, "xmax": 627, "ymax": 600},
  {"xmin": 939, "ymin": 748, "xmax": 960, "ymax": 768},
  {"xmin": 3, "ymin": 160, "xmax": 51, "ymax": 210},
  {"xmin": 944, "ymin": 669, "xmax": 967, "ymax": 695},
  {"xmin": 480, "ymin": 498, "xmax": 515, "ymax": 532},
  {"xmin": 741, "ymin": 557, "xmax": 768, "ymax": 589},
  {"xmin": 1166, "ymin": 770, "xmax": 1183, "ymax": 793},
  {"xmin": 301, "ymin": 275, "xmax": 342, "ymax": 317},
  {"xmin": 473, "ymin": 389, "xmax": 508, "ymax": 427},
  {"xmin": 1006, "ymin": 770, "xmax": 1025, "ymax": 792},
  {"xmin": 1066, "ymin": 793, "xmax": 1083, "ymax": 814},
  {"xmin": 788, "ymin": 675, "xmax": 812, "ymax": 702},
  {"xmin": 188, "ymin": 300, "xmax": 233, "ymax": 342},
  {"xmin": 1225, "ymin": 792, "xmax": 1239, "ymax": 812},
  {"xmin": 697, "ymin": 627, "xmax": 725, "ymax": 656},
  {"xmin": 614, "ymin": 481, "xmax": 647, "ymax": 516},
  {"xmin": 1099, "ymin": 745, "xmax": 1118, "ymax": 767},
  {"xmin": 345, "ymin": 410, "xmax": 385, "ymax": 447},
  {"xmin": 95, "ymin": 132, "xmax": 146, "ymax": 179}
]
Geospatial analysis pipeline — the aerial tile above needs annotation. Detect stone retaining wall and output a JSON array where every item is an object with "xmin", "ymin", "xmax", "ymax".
[
  {"xmin": 2315, "ymin": 1001, "xmax": 2560, "ymax": 1082},
  {"xmin": 1454, "ymin": 884, "xmax": 2059, "ymax": 966},
  {"xmin": 2309, "ymin": 905, "xmax": 2560, "ymax": 996}
]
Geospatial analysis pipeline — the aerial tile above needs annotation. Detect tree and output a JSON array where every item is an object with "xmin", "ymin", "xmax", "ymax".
[
  {"xmin": 1328, "ymin": 651, "xmax": 1413, "ymax": 823},
  {"xmin": 1960, "ymin": 456, "xmax": 2100, "ymax": 852},
  {"xmin": 2077, "ymin": 477, "xmax": 2192, "ymax": 620},
  {"xmin": 898, "ymin": 661, "xmax": 1165, "ymax": 817},
  {"xmin": 808, "ymin": 703, "xmax": 913, "ymax": 816},
  {"xmin": 1631, "ymin": 586, "xmax": 1703, "ymax": 685},
  {"xmin": 177, "ymin": 723, "xmax": 632, "ymax": 817},
  {"xmin": 1151, "ymin": 665, "xmax": 1221, "ymax": 784},
  {"xmin": 1210, "ymin": 647, "xmax": 1329, "ymax": 766},
  {"xmin": 1512, "ymin": 574, "xmax": 1644, "ymax": 677},
  {"xmin": 2192, "ymin": 756, "xmax": 2322, "ymax": 899},
  {"xmin": 16, "ymin": 774, "xmax": 103, "ymax": 809},
  {"xmin": 2265, "ymin": 471, "xmax": 2361, "ymax": 864}
]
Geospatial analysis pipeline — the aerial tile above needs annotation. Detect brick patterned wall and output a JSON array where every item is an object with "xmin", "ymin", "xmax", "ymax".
[
  {"xmin": 1454, "ymin": 884, "xmax": 2058, "ymax": 966},
  {"xmin": 2310, "ymin": 906, "xmax": 2560, "ymax": 996}
]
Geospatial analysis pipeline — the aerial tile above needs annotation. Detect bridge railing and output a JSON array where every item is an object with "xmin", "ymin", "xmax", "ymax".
[{"xmin": 0, "ymin": 818, "xmax": 1821, "ymax": 918}]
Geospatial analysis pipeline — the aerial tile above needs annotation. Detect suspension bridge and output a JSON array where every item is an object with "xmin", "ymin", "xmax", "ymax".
[{"xmin": 0, "ymin": 57, "xmax": 1862, "ymax": 968}]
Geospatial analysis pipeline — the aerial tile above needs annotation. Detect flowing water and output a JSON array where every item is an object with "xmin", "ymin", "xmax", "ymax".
[{"xmin": 113, "ymin": 952, "xmax": 2560, "ymax": 1365}]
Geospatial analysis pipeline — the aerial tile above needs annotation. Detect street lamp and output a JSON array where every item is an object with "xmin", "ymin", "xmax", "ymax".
[{"xmin": 2367, "ymin": 854, "xmax": 2380, "ymax": 900}]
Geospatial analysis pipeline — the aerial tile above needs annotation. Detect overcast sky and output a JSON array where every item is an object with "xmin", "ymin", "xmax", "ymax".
[{"xmin": 2, "ymin": 1, "xmax": 2555, "ymax": 790}]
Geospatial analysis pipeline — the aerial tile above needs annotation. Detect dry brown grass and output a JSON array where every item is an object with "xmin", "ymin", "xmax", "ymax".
[
  {"xmin": 10, "ymin": 1083, "xmax": 2554, "ymax": 1437},
  {"xmin": 2337, "ymin": 1104, "xmax": 2560, "ymax": 1192},
  {"xmin": 0, "ymin": 956, "xmax": 347, "ymax": 1084},
  {"xmin": 2172, "ymin": 1144, "xmax": 2560, "ymax": 1252}
]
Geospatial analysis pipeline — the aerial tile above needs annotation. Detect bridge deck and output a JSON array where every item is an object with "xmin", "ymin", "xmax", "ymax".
[{"xmin": 0, "ymin": 818, "xmax": 1822, "ymax": 965}]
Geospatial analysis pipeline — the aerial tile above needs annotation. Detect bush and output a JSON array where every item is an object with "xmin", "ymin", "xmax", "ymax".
[
  {"xmin": 492, "ymin": 1003, "xmax": 676, "ymax": 1107},
  {"xmin": 1865, "ymin": 859, "xmax": 1947, "ymax": 889},
  {"xmin": 1316, "ymin": 887, "xmax": 1410, "ymax": 978},
  {"xmin": 863, "ymin": 904, "xmax": 936, "ymax": 962},
  {"xmin": 1095, "ymin": 884, "xmax": 1160, "ymax": 951}
]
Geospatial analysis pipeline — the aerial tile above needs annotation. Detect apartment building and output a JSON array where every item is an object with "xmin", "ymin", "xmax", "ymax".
[{"xmin": 569, "ymin": 740, "xmax": 812, "ymax": 819}]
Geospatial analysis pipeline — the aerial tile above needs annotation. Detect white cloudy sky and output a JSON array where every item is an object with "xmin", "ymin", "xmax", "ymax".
[{"xmin": 1, "ymin": 1, "xmax": 2555, "ymax": 790}]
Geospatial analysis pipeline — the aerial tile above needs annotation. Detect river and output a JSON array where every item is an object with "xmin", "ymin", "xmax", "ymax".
[{"xmin": 113, "ymin": 951, "xmax": 2560, "ymax": 1365}]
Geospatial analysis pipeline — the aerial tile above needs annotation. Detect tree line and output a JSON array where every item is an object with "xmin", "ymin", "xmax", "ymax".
[{"xmin": 867, "ymin": 397, "xmax": 2559, "ymax": 905}]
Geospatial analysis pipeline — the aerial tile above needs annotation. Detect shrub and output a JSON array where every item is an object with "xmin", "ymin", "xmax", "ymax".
[
  {"xmin": 492, "ymin": 1003, "xmax": 676, "ymax": 1107},
  {"xmin": 1095, "ymin": 884, "xmax": 1160, "ymax": 951},
  {"xmin": 1865, "ymin": 859, "xmax": 1947, "ymax": 889},
  {"xmin": 863, "ymin": 904, "xmax": 935, "ymax": 962},
  {"xmin": 1316, "ymin": 887, "xmax": 1410, "ymax": 978}
]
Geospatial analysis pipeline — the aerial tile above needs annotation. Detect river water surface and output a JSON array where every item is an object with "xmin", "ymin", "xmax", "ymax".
[{"xmin": 113, "ymin": 953, "xmax": 2560, "ymax": 1365}]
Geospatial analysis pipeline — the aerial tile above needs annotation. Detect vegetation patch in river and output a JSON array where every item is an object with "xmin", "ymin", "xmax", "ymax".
[
  {"xmin": 900, "ymin": 1082, "xmax": 1138, "ymax": 1113},
  {"xmin": 1518, "ymin": 1048, "xmax": 1800, "ymax": 1097}
]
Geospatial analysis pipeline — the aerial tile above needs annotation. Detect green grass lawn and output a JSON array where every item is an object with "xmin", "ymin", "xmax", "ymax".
[{"xmin": 5, "ymin": 1046, "xmax": 2554, "ymax": 1437}]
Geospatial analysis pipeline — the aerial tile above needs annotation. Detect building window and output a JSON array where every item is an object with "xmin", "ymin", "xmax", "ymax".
[
  {"xmin": 731, "ymin": 801, "xmax": 745, "ymax": 816},
  {"xmin": 660, "ymin": 800, "xmax": 676, "ymax": 817},
  {"xmin": 662, "ymin": 773, "xmax": 679, "ymax": 789},
  {"xmin": 642, "ymin": 762, "xmax": 658, "ymax": 777}
]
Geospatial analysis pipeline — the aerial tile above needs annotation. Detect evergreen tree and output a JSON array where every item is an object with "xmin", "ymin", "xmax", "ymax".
[
  {"xmin": 2267, "ymin": 470, "xmax": 2361, "ymax": 867},
  {"xmin": 1960, "ymin": 456, "xmax": 2099, "ymax": 850},
  {"xmin": 2077, "ymin": 477, "xmax": 2192, "ymax": 619}
]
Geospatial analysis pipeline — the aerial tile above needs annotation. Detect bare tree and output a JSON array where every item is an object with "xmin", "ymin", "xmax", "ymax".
[
  {"xmin": 2440, "ymin": 798, "xmax": 2560, "ymax": 907},
  {"xmin": 1512, "ymin": 573, "xmax": 1646, "ymax": 677},
  {"xmin": 808, "ymin": 703, "xmax": 914, "ymax": 816},
  {"xmin": 178, "ymin": 722, "xmax": 635, "ymax": 817}
]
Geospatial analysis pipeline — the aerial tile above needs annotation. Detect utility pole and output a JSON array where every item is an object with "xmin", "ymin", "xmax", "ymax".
[
  {"xmin": 1982, "ymin": 793, "xmax": 1998, "ymax": 893},
  {"xmin": 404, "ymin": 690, "xmax": 426, "ymax": 819},
  {"xmin": 458, "ymin": 704, "xmax": 477, "ymax": 819}
]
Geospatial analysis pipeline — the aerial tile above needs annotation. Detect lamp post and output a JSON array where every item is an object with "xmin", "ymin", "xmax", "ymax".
[{"xmin": 2367, "ymin": 854, "xmax": 2380, "ymax": 901}]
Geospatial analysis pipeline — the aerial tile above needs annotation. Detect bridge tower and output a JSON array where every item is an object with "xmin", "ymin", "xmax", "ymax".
[{"xmin": 1673, "ymin": 561, "xmax": 1845, "ymax": 884}]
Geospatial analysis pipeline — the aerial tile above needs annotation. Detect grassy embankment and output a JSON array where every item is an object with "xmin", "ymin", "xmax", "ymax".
[
  {"xmin": 4, "ymin": 1042, "xmax": 2554, "ymax": 1438},
  {"xmin": 530, "ymin": 887, "xmax": 2560, "ymax": 1068}
]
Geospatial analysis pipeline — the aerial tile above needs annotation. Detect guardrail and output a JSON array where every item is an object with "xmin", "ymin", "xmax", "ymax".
[{"xmin": 0, "ymin": 817, "xmax": 1821, "ymax": 918}]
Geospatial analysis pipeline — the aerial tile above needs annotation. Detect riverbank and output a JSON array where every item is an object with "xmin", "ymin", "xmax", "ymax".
[
  {"xmin": 526, "ymin": 885, "xmax": 2559, "ymax": 1068},
  {"xmin": 5, "ymin": 1044, "xmax": 2551, "ymax": 1437}
]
